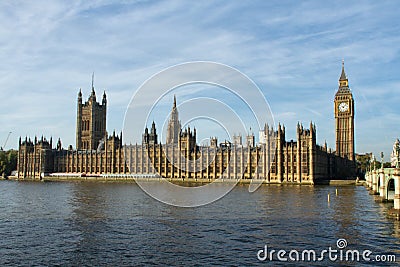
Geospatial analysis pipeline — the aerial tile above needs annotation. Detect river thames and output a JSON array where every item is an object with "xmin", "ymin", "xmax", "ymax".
[{"xmin": 0, "ymin": 181, "xmax": 399, "ymax": 266}]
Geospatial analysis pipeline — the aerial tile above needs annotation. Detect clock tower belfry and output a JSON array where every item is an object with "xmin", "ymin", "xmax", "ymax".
[{"xmin": 334, "ymin": 60, "xmax": 355, "ymax": 161}]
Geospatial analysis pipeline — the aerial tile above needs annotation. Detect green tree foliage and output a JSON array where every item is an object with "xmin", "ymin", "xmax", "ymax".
[
  {"xmin": 372, "ymin": 160, "xmax": 392, "ymax": 170},
  {"xmin": 0, "ymin": 151, "xmax": 7, "ymax": 175},
  {"xmin": 0, "ymin": 150, "xmax": 17, "ymax": 177},
  {"xmin": 356, "ymin": 153, "xmax": 392, "ymax": 175},
  {"xmin": 356, "ymin": 153, "xmax": 372, "ymax": 174}
]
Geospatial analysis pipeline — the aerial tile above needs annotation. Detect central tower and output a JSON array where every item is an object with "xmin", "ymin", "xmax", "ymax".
[
  {"xmin": 76, "ymin": 75, "xmax": 107, "ymax": 150},
  {"xmin": 166, "ymin": 95, "xmax": 181, "ymax": 144},
  {"xmin": 334, "ymin": 61, "xmax": 355, "ymax": 161}
]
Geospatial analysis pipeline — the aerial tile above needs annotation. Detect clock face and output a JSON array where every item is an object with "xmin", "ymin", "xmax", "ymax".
[{"xmin": 338, "ymin": 102, "xmax": 349, "ymax": 112}]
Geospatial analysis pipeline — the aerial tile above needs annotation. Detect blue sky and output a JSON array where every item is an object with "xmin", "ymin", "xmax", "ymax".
[{"xmin": 0, "ymin": 1, "xmax": 399, "ymax": 160}]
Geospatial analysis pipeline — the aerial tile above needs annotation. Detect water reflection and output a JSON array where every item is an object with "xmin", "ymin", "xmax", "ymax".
[
  {"xmin": 68, "ymin": 183, "xmax": 108, "ymax": 265},
  {"xmin": 331, "ymin": 187, "xmax": 359, "ymax": 244}
]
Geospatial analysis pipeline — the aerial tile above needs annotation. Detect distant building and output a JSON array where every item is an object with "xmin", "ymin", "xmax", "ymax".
[{"xmin": 17, "ymin": 63, "xmax": 356, "ymax": 182}]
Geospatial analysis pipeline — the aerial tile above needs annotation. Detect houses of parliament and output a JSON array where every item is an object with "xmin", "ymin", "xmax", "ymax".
[{"xmin": 17, "ymin": 63, "xmax": 356, "ymax": 183}]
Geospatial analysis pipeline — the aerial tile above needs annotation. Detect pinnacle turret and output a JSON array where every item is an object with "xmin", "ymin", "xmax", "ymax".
[
  {"xmin": 173, "ymin": 95, "xmax": 177, "ymax": 108},
  {"xmin": 78, "ymin": 88, "xmax": 82, "ymax": 104},
  {"xmin": 102, "ymin": 90, "xmax": 107, "ymax": 105}
]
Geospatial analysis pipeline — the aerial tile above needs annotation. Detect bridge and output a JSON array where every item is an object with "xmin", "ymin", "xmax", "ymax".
[
  {"xmin": 364, "ymin": 141, "xmax": 400, "ymax": 219},
  {"xmin": 365, "ymin": 167, "xmax": 400, "ymax": 211}
]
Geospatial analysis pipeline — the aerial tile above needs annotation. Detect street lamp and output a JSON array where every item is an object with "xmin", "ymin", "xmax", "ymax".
[
  {"xmin": 368, "ymin": 155, "xmax": 372, "ymax": 172},
  {"xmin": 372, "ymin": 154, "xmax": 376, "ymax": 170}
]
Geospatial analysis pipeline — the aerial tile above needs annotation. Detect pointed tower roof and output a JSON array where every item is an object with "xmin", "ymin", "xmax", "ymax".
[
  {"xmin": 337, "ymin": 59, "xmax": 350, "ymax": 90},
  {"xmin": 151, "ymin": 121, "xmax": 156, "ymax": 134},
  {"xmin": 166, "ymin": 95, "xmax": 181, "ymax": 144},
  {"xmin": 339, "ymin": 59, "xmax": 347, "ymax": 81}
]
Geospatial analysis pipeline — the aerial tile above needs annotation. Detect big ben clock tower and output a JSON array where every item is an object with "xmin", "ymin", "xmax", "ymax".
[{"xmin": 334, "ymin": 60, "xmax": 355, "ymax": 161}]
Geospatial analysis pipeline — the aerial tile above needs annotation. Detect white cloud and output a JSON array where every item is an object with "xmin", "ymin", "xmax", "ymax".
[{"xmin": 0, "ymin": 0, "xmax": 399, "ymax": 160}]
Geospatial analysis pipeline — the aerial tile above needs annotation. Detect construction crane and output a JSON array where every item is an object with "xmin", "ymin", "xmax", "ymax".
[{"xmin": 1, "ymin": 132, "xmax": 12, "ymax": 151}]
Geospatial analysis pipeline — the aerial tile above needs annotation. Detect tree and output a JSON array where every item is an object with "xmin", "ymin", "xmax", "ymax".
[
  {"xmin": 0, "ymin": 150, "xmax": 18, "ymax": 177},
  {"xmin": 6, "ymin": 150, "xmax": 17, "ymax": 175},
  {"xmin": 356, "ymin": 153, "xmax": 372, "ymax": 174},
  {"xmin": 0, "ymin": 151, "xmax": 7, "ymax": 176}
]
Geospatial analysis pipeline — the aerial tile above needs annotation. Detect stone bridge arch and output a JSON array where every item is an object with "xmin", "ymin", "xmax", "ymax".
[{"xmin": 387, "ymin": 178, "xmax": 395, "ymax": 201}]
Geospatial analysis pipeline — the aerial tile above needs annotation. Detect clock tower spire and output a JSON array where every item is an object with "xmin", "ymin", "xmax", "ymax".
[
  {"xmin": 339, "ymin": 59, "xmax": 348, "ymax": 87},
  {"xmin": 334, "ymin": 60, "xmax": 355, "ymax": 161}
]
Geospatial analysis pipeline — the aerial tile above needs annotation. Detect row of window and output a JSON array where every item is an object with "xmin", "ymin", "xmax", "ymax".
[{"xmin": 81, "ymin": 120, "xmax": 104, "ymax": 132}]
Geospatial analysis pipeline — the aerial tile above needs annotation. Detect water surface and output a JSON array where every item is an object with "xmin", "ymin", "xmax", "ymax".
[{"xmin": 0, "ymin": 181, "xmax": 399, "ymax": 266}]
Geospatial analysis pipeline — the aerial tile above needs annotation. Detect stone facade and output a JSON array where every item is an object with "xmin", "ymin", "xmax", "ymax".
[
  {"xmin": 76, "ymin": 79, "xmax": 107, "ymax": 150},
  {"xmin": 121, "ymin": 120, "xmax": 343, "ymax": 183},
  {"xmin": 17, "ymin": 64, "xmax": 356, "ymax": 182}
]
